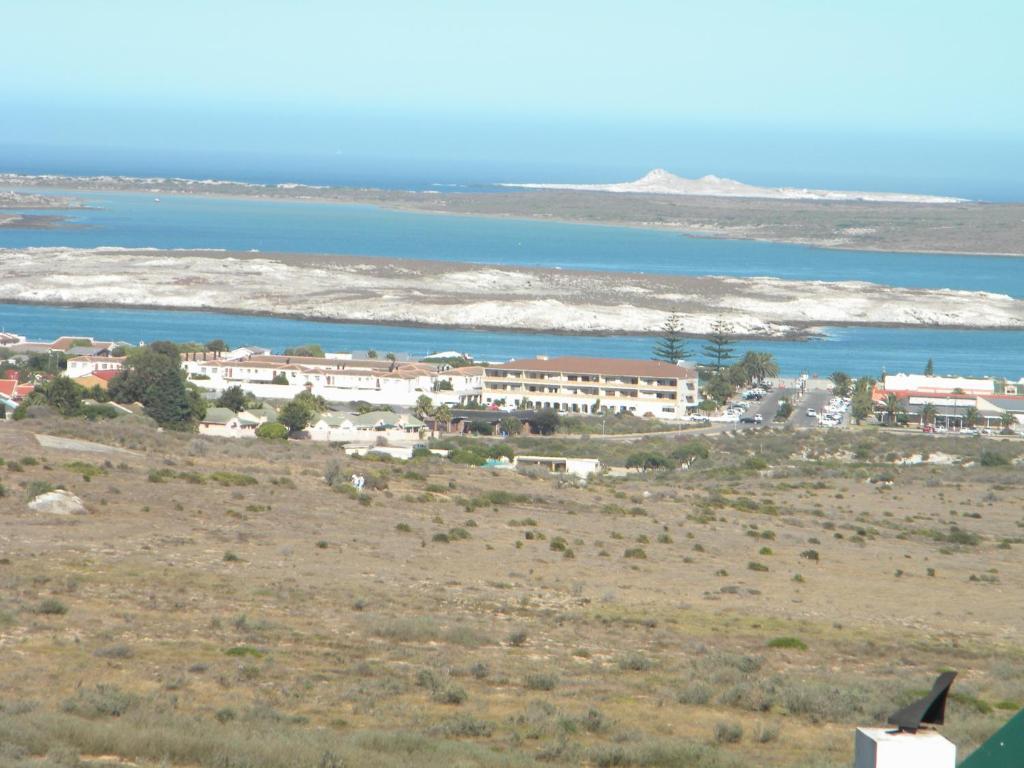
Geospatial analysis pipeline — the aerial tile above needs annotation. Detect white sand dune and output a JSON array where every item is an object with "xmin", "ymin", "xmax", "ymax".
[{"xmin": 501, "ymin": 168, "xmax": 967, "ymax": 204}]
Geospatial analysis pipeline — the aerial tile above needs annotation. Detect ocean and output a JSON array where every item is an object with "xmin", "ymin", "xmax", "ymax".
[{"xmin": 2, "ymin": 187, "xmax": 1023, "ymax": 378}]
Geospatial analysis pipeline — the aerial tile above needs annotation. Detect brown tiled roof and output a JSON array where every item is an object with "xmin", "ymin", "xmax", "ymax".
[{"xmin": 488, "ymin": 357, "xmax": 696, "ymax": 378}]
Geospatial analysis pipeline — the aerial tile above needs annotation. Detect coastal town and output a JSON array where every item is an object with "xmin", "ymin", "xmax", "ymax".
[{"xmin": 4, "ymin": 330, "xmax": 1024, "ymax": 474}]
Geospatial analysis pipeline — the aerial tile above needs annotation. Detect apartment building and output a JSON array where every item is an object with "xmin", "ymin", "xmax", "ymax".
[{"xmin": 482, "ymin": 356, "xmax": 699, "ymax": 418}]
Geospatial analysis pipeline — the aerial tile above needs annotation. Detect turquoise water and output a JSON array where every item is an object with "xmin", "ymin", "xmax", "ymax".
[
  {"xmin": 2, "ymin": 189, "xmax": 1023, "ymax": 376},
  {"xmin": 2, "ymin": 303, "xmax": 1022, "ymax": 379},
  {"xmin": 2, "ymin": 189, "xmax": 1022, "ymax": 293}
]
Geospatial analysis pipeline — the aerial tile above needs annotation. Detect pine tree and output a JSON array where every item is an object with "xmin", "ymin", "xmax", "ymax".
[
  {"xmin": 652, "ymin": 313, "xmax": 687, "ymax": 363},
  {"xmin": 924, "ymin": 358, "xmax": 934, "ymax": 376},
  {"xmin": 702, "ymin": 320, "xmax": 735, "ymax": 371}
]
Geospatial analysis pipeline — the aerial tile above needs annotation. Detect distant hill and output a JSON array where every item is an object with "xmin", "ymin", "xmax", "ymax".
[{"xmin": 501, "ymin": 168, "xmax": 967, "ymax": 204}]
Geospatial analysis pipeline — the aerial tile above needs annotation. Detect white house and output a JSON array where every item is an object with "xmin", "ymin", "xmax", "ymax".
[
  {"xmin": 514, "ymin": 455, "xmax": 602, "ymax": 478},
  {"xmin": 197, "ymin": 406, "xmax": 275, "ymax": 439},
  {"xmin": 307, "ymin": 411, "xmax": 425, "ymax": 444},
  {"xmin": 66, "ymin": 356, "xmax": 126, "ymax": 378}
]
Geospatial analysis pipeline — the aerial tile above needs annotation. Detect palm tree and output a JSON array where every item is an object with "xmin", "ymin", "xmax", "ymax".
[
  {"xmin": 413, "ymin": 394, "xmax": 434, "ymax": 420},
  {"xmin": 951, "ymin": 388, "xmax": 965, "ymax": 430},
  {"xmin": 737, "ymin": 351, "xmax": 779, "ymax": 386},
  {"xmin": 883, "ymin": 393, "xmax": 905, "ymax": 426},
  {"xmin": 999, "ymin": 411, "xmax": 1017, "ymax": 432},
  {"xmin": 433, "ymin": 404, "xmax": 452, "ymax": 434},
  {"xmin": 920, "ymin": 402, "xmax": 937, "ymax": 427}
]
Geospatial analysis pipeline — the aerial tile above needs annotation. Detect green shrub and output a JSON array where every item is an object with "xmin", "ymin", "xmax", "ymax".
[
  {"xmin": 524, "ymin": 673, "xmax": 558, "ymax": 691},
  {"xmin": 624, "ymin": 547, "xmax": 647, "ymax": 559},
  {"xmin": 61, "ymin": 685, "xmax": 137, "ymax": 718},
  {"xmin": 209, "ymin": 471, "xmax": 258, "ymax": 487},
  {"xmin": 36, "ymin": 598, "xmax": 68, "ymax": 615},
  {"xmin": 617, "ymin": 652, "xmax": 653, "ymax": 671},
  {"xmin": 747, "ymin": 561, "xmax": 769, "ymax": 572},
  {"xmin": 767, "ymin": 636, "xmax": 807, "ymax": 651},
  {"xmin": 25, "ymin": 480, "xmax": 56, "ymax": 501},
  {"xmin": 256, "ymin": 422, "xmax": 288, "ymax": 440},
  {"xmin": 714, "ymin": 721, "xmax": 743, "ymax": 743}
]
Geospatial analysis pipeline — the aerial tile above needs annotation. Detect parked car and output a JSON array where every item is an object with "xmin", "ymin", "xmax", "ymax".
[
  {"xmin": 921, "ymin": 424, "xmax": 935, "ymax": 433},
  {"xmin": 806, "ymin": 408, "xmax": 817, "ymax": 417}
]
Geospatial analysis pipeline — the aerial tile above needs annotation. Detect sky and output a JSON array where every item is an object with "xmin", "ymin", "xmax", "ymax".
[{"xmin": 4, "ymin": 1, "xmax": 1023, "ymax": 194}]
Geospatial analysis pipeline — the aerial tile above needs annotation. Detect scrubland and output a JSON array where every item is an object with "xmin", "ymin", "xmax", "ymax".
[{"xmin": 3, "ymin": 411, "xmax": 1024, "ymax": 767}]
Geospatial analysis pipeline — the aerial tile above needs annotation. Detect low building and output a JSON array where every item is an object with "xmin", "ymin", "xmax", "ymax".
[
  {"xmin": 483, "ymin": 356, "xmax": 699, "ymax": 418},
  {"xmin": 197, "ymin": 407, "xmax": 273, "ymax": 439},
  {"xmin": 182, "ymin": 352, "xmax": 477, "ymax": 407},
  {"xmin": 66, "ymin": 356, "xmax": 126, "ymax": 377},
  {"xmin": 514, "ymin": 455, "xmax": 602, "ymax": 478},
  {"xmin": 308, "ymin": 411, "xmax": 425, "ymax": 444}
]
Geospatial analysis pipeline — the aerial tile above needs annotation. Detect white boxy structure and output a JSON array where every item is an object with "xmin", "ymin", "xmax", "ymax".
[{"xmin": 854, "ymin": 728, "xmax": 955, "ymax": 768}]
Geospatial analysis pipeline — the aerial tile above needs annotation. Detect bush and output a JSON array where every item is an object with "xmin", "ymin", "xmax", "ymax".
[
  {"xmin": 624, "ymin": 547, "xmax": 647, "ymax": 559},
  {"xmin": 25, "ymin": 480, "xmax": 57, "ymax": 501},
  {"xmin": 767, "ymin": 636, "xmax": 807, "ymax": 651},
  {"xmin": 747, "ymin": 561, "xmax": 769, "ymax": 572},
  {"xmin": 256, "ymin": 422, "xmax": 288, "ymax": 440},
  {"xmin": 36, "ymin": 598, "xmax": 68, "ymax": 615},
  {"xmin": 617, "ymin": 652, "xmax": 653, "ymax": 671},
  {"xmin": 433, "ymin": 686, "xmax": 468, "ymax": 705},
  {"xmin": 61, "ymin": 685, "xmax": 138, "ymax": 718},
  {"xmin": 506, "ymin": 629, "xmax": 528, "ymax": 647},
  {"xmin": 714, "ymin": 721, "xmax": 743, "ymax": 743},
  {"xmin": 524, "ymin": 673, "xmax": 558, "ymax": 691}
]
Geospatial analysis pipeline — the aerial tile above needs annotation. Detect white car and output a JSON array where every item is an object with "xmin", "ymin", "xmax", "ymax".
[{"xmin": 806, "ymin": 408, "xmax": 817, "ymax": 417}]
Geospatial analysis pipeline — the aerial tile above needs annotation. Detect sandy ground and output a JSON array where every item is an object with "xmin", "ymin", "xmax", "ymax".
[
  {"xmin": 2, "ymin": 173, "xmax": 1023, "ymax": 256},
  {"xmin": 2, "ymin": 417, "xmax": 1024, "ymax": 767},
  {"xmin": 3, "ymin": 246, "xmax": 1024, "ymax": 337}
]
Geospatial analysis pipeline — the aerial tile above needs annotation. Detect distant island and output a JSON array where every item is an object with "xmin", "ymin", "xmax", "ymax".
[
  {"xmin": 500, "ymin": 168, "xmax": 968, "ymax": 204},
  {"xmin": 3, "ymin": 171, "xmax": 1023, "ymax": 256}
]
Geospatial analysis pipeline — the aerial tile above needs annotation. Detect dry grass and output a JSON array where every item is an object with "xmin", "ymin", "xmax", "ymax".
[{"xmin": 2, "ymin": 413, "xmax": 1023, "ymax": 766}]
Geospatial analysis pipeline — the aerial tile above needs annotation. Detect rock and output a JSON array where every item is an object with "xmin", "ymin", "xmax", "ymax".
[{"xmin": 27, "ymin": 490, "xmax": 88, "ymax": 515}]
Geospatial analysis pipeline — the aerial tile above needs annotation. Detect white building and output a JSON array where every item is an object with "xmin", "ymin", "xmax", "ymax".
[
  {"xmin": 197, "ymin": 407, "xmax": 268, "ymax": 438},
  {"xmin": 181, "ymin": 352, "xmax": 471, "ymax": 407},
  {"xmin": 307, "ymin": 411, "xmax": 425, "ymax": 444},
  {"xmin": 882, "ymin": 373, "xmax": 996, "ymax": 396},
  {"xmin": 66, "ymin": 356, "xmax": 126, "ymax": 378},
  {"xmin": 483, "ymin": 356, "xmax": 699, "ymax": 418},
  {"xmin": 514, "ymin": 455, "xmax": 602, "ymax": 478}
]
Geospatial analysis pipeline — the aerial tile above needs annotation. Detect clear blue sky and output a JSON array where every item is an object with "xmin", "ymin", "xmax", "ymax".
[{"xmin": 4, "ymin": 1, "xmax": 1023, "ymax": 193}]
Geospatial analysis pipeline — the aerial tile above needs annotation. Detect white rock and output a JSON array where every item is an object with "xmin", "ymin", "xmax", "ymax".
[{"xmin": 27, "ymin": 490, "xmax": 88, "ymax": 515}]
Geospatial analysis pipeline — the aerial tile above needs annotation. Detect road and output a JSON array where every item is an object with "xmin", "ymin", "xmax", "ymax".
[{"xmin": 787, "ymin": 388, "xmax": 834, "ymax": 428}]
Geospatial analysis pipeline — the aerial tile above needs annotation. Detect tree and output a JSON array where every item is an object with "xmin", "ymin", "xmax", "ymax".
[
  {"xmin": 652, "ymin": 313, "xmax": 687, "ymax": 364},
  {"xmin": 703, "ymin": 374, "xmax": 733, "ymax": 405},
  {"xmin": 278, "ymin": 400, "xmax": 313, "ymax": 433},
  {"xmin": 850, "ymin": 377, "xmax": 876, "ymax": 424},
  {"xmin": 366, "ymin": 349, "xmax": 378, "ymax": 359},
  {"xmin": 271, "ymin": 372, "xmax": 289, "ymax": 385},
  {"xmin": 283, "ymin": 344, "xmax": 324, "ymax": 358},
  {"xmin": 148, "ymin": 340, "xmax": 180, "ymax": 360},
  {"xmin": 735, "ymin": 351, "xmax": 778, "ymax": 386},
  {"xmin": 670, "ymin": 442, "xmax": 709, "ymax": 466},
  {"xmin": 625, "ymin": 451, "xmax": 670, "ymax": 473},
  {"xmin": 433, "ymin": 404, "xmax": 452, "ymax": 433},
  {"xmin": 829, "ymin": 371, "xmax": 852, "ymax": 398},
  {"xmin": 999, "ymin": 411, "xmax": 1017, "ymax": 432},
  {"xmin": 702, "ymin": 320, "xmax": 735, "ymax": 371},
  {"xmin": 920, "ymin": 403, "xmax": 937, "ymax": 426},
  {"xmin": 963, "ymin": 406, "xmax": 979, "ymax": 428},
  {"xmin": 385, "ymin": 352, "xmax": 397, "ymax": 361},
  {"xmin": 924, "ymin": 358, "xmax": 934, "ymax": 376},
  {"xmin": 883, "ymin": 393, "xmax": 905, "ymax": 425},
  {"xmin": 413, "ymin": 395, "xmax": 435, "ymax": 420},
  {"xmin": 205, "ymin": 339, "xmax": 228, "ymax": 352},
  {"xmin": 499, "ymin": 416, "xmax": 523, "ymax": 436},
  {"xmin": 44, "ymin": 377, "xmax": 84, "ymax": 416},
  {"xmin": 109, "ymin": 349, "xmax": 196, "ymax": 429},
  {"xmin": 532, "ymin": 408, "xmax": 561, "ymax": 435},
  {"xmin": 216, "ymin": 385, "xmax": 247, "ymax": 413}
]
